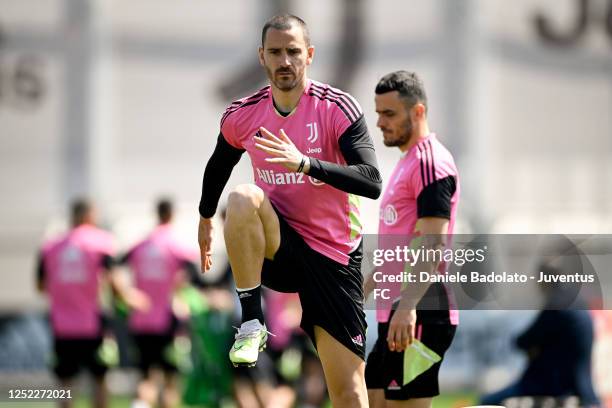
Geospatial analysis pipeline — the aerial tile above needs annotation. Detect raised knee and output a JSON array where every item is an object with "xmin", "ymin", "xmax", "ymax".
[{"xmin": 226, "ymin": 184, "xmax": 263, "ymax": 218}]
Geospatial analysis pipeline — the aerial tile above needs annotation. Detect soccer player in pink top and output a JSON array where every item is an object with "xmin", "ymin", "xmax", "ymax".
[
  {"xmin": 364, "ymin": 71, "xmax": 460, "ymax": 408},
  {"xmin": 119, "ymin": 199, "xmax": 198, "ymax": 408},
  {"xmin": 198, "ymin": 14, "xmax": 381, "ymax": 407},
  {"xmin": 37, "ymin": 199, "xmax": 145, "ymax": 408}
]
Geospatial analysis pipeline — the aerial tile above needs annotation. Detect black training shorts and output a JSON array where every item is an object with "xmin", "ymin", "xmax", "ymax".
[
  {"xmin": 261, "ymin": 210, "xmax": 367, "ymax": 360},
  {"xmin": 365, "ymin": 315, "xmax": 456, "ymax": 400},
  {"xmin": 132, "ymin": 333, "xmax": 177, "ymax": 374},
  {"xmin": 53, "ymin": 337, "xmax": 108, "ymax": 379}
]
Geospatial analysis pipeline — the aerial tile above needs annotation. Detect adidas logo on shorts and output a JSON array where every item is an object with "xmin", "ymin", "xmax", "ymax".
[
  {"xmin": 351, "ymin": 334, "xmax": 364, "ymax": 347},
  {"xmin": 387, "ymin": 379, "xmax": 401, "ymax": 390}
]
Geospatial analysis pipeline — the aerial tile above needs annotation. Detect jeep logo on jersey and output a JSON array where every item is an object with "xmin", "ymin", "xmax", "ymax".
[
  {"xmin": 381, "ymin": 204, "xmax": 398, "ymax": 225},
  {"xmin": 306, "ymin": 122, "xmax": 318, "ymax": 143}
]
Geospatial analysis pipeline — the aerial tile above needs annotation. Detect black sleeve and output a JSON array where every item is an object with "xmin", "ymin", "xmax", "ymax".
[
  {"xmin": 199, "ymin": 133, "xmax": 245, "ymax": 218},
  {"xmin": 416, "ymin": 176, "xmax": 456, "ymax": 219},
  {"xmin": 307, "ymin": 116, "xmax": 382, "ymax": 199},
  {"xmin": 36, "ymin": 252, "xmax": 45, "ymax": 284}
]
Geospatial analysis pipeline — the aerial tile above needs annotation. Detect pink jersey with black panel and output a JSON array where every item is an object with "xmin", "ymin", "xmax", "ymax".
[
  {"xmin": 221, "ymin": 80, "xmax": 364, "ymax": 265},
  {"xmin": 377, "ymin": 134, "xmax": 460, "ymax": 324}
]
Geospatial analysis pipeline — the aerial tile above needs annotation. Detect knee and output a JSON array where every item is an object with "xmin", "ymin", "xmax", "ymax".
[
  {"xmin": 334, "ymin": 387, "xmax": 364, "ymax": 407},
  {"xmin": 226, "ymin": 184, "xmax": 264, "ymax": 220}
]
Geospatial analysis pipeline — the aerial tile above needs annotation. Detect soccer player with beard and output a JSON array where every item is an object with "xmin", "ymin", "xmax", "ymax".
[
  {"xmin": 364, "ymin": 71, "xmax": 460, "ymax": 408},
  {"xmin": 198, "ymin": 14, "xmax": 381, "ymax": 407}
]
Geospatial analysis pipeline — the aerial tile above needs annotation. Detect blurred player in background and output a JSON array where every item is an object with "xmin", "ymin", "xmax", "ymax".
[
  {"xmin": 198, "ymin": 14, "xmax": 381, "ymax": 407},
  {"xmin": 266, "ymin": 290, "xmax": 329, "ymax": 408},
  {"xmin": 364, "ymin": 71, "xmax": 460, "ymax": 408},
  {"xmin": 37, "ymin": 199, "xmax": 146, "ymax": 408},
  {"xmin": 480, "ymin": 263, "xmax": 601, "ymax": 407},
  {"xmin": 118, "ymin": 199, "xmax": 198, "ymax": 408}
]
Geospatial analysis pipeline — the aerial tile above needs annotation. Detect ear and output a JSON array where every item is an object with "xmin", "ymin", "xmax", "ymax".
[
  {"xmin": 258, "ymin": 47, "xmax": 265, "ymax": 66},
  {"xmin": 412, "ymin": 103, "xmax": 426, "ymax": 120},
  {"xmin": 306, "ymin": 45, "xmax": 315, "ymax": 66}
]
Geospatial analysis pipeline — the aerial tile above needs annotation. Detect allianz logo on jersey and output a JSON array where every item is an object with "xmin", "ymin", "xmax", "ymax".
[{"xmin": 256, "ymin": 168, "xmax": 324, "ymax": 186}]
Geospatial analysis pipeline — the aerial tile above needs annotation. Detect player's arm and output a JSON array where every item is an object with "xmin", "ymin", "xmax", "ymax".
[
  {"xmin": 387, "ymin": 175, "xmax": 457, "ymax": 352},
  {"xmin": 36, "ymin": 251, "xmax": 46, "ymax": 293},
  {"xmin": 306, "ymin": 116, "xmax": 382, "ymax": 199},
  {"xmin": 387, "ymin": 218, "xmax": 448, "ymax": 352},
  {"xmin": 198, "ymin": 133, "xmax": 245, "ymax": 272}
]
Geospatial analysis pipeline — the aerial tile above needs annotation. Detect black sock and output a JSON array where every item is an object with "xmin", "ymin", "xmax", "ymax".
[{"xmin": 236, "ymin": 285, "xmax": 264, "ymax": 325}]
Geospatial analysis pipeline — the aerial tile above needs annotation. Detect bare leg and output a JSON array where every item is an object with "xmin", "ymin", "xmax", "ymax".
[
  {"xmin": 368, "ymin": 389, "xmax": 386, "ymax": 408},
  {"xmin": 314, "ymin": 326, "xmax": 369, "ymax": 408},
  {"xmin": 93, "ymin": 375, "xmax": 108, "ymax": 408},
  {"xmin": 161, "ymin": 372, "xmax": 180, "ymax": 408},
  {"xmin": 59, "ymin": 379, "xmax": 73, "ymax": 408},
  {"xmin": 302, "ymin": 356, "xmax": 328, "ymax": 407},
  {"xmin": 253, "ymin": 381, "xmax": 274, "ymax": 407},
  {"xmin": 267, "ymin": 384, "xmax": 296, "ymax": 408},
  {"xmin": 135, "ymin": 377, "xmax": 158, "ymax": 408},
  {"xmin": 224, "ymin": 184, "xmax": 280, "ymax": 289},
  {"xmin": 233, "ymin": 378, "xmax": 273, "ymax": 408},
  {"xmin": 387, "ymin": 398, "xmax": 433, "ymax": 408},
  {"xmin": 233, "ymin": 379, "xmax": 261, "ymax": 408}
]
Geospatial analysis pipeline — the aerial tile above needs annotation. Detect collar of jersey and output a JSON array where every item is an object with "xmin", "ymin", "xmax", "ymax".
[
  {"xmin": 402, "ymin": 133, "xmax": 436, "ymax": 158},
  {"xmin": 270, "ymin": 79, "xmax": 312, "ymax": 118}
]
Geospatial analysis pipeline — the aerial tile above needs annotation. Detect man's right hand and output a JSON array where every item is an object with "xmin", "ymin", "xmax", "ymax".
[{"xmin": 198, "ymin": 216, "xmax": 213, "ymax": 273}]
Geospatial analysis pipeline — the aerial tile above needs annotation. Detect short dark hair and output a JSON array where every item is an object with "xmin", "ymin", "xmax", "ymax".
[
  {"xmin": 71, "ymin": 198, "xmax": 92, "ymax": 226},
  {"xmin": 261, "ymin": 14, "xmax": 310, "ymax": 47},
  {"xmin": 157, "ymin": 198, "xmax": 173, "ymax": 223},
  {"xmin": 375, "ymin": 71, "xmax": 428, "ymax": 112}
]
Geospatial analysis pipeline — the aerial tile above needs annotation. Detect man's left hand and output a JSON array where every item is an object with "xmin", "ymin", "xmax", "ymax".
[{"xmin": 387, "ymin": 307, "xmax": 417, "ymax": 352}]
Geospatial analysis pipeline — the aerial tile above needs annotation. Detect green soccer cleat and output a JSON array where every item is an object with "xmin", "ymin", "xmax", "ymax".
[{"xmin": 229, "ymin": 319, "xmax": 270, "ymax": 368}]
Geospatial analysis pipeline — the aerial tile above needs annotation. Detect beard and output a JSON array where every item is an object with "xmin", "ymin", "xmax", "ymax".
[
  {"xmin": 265, "ymin": 66, "xmax": 302, "ymax": 92},
  {"xmin": 383, "ymin": 117, "xmax": 413, "ymax": 147}
]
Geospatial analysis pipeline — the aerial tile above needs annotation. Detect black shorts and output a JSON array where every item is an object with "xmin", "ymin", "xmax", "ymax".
[
  {"xmin": 365, "ymin": 318, "xmax": 456, "ymax": 400},
  {"xmin": 53, "ymin": 337, "xmax": 107, "ymax": 379},
  {"xmin": 261, "ymin": 211, "xmax": 367, "ymax": 360},
  {"xmin": 133, "ymin": 333, "xmax": 177, "ymax": 374}
]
